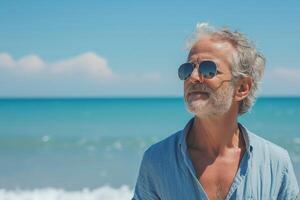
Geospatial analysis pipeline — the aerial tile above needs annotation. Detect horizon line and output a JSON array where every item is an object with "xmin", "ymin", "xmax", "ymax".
[{"xmin": 0, "ymin": 95, "xmax": 299, "ymax": 99}]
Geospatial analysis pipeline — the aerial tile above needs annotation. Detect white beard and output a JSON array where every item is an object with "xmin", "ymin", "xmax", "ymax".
[{"xmin": 185, "ymin": 83, "xmax": 235, "ymax": 118}]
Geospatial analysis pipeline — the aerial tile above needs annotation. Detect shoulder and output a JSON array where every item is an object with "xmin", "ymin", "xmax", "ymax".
[
  {"xmin": 134, "ymin": 132, "xmax": 184, "ymax": 200},
  {"xmin": 244, "ymin": 128, "xmax": 299, "ymax": 196},
  {"xmin": 248, "ymin": 131, "xmax": 288, "ymax": 158},
  {"xmin": 143, "ymin": 130, "xmax": 182, "ymax": 161},
  {"xmin": 145, "ymin": 130, "xmax": 183, "ymax": 156},
  {"xmin": 248, "ymin": 131, "xmax": 290, "ymax": 163}
]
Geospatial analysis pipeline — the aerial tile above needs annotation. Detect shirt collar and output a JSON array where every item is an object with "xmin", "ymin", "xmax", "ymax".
[
  {"xmin": 238, "ymin": 123, "xmax": 254, "ymax": 153},
  {"xmin": 179, "ymin": 118, "xmax": 194, "ymax": 154},
  {"xmin": 179, "ymin": 117, "xmax": 253, "ymax": 154}
]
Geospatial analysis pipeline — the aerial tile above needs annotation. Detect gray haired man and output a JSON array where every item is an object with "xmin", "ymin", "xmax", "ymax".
[{"xmin": 133, "ymin": 23, "xmax": 299, "ymax": 200}]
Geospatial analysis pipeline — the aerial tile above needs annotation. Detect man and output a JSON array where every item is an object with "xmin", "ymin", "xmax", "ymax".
[{"xmin": 132, "ymin": 23, "xmax": 299, "ymax": 200}]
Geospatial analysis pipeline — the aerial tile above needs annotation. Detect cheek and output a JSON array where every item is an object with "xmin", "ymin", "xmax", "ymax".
[
  {"xmin": 204, "ymin": 78, "xmax": 224, "ymax": 90},
  {"xmin": 204, "ymin": 77, "xmax": 218, "ymax": 84},
  {"xmin": 183, "ymin": 81, "xmax": 190, "ymax": 93},
  {"xmin": 183, "ymin": 81, "xmax": 190, "ymax": 100},
  {"xmin": 184, "ymin": 82, "xmax": 187, "ymax": 90}
]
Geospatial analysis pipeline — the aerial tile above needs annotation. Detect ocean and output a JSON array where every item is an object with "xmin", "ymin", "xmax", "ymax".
[{"xmin": 0, "ymin": 97, "xmax": 299, "ymax": 199}]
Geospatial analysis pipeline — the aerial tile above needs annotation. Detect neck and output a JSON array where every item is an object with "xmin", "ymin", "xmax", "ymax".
[{"xmin": 187, "ymin": 110, "xmax": 245, "ymax": 157}]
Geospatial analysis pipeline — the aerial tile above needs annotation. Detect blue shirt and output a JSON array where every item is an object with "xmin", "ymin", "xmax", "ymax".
[{"xmin": 133, "ymin": 118, "xmax": 299, "ymax": 200}]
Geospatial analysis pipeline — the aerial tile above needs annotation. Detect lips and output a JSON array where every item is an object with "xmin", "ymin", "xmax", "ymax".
[
  {"xmin": 188, "ymin": 90, "xmax": 209, "ymax": 95},
  {"xmin": 187, "ymin": 91, "xmax": 210, "ymax": 99}
]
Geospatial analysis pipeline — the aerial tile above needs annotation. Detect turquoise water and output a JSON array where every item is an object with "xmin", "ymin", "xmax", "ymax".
[{"xmin": 0, "ymin": 97, "xmax": 299, "ymax": 190}]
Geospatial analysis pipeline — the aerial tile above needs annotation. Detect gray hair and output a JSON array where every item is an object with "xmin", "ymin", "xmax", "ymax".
[{"xmin": 186, "ymin": 23, "xmax": 266, "ymax": 115}]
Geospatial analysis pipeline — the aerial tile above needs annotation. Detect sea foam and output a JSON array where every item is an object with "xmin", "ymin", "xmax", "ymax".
[{"xmin": 0, "ymin": 185, "xmax": 133, "ymax": 200}]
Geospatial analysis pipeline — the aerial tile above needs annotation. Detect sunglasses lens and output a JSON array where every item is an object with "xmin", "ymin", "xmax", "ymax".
[
  {"xmin": 199, "ymin": 61, "xmax": 217, "ymax": 79},
  {"xmin": 178, "ymin": 63, "xmax": 194, "ymax": 80}
]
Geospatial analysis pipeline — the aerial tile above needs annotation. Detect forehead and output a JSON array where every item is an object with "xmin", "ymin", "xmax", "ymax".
[{"xmin": 188, "ymin": 36, "xmax": 236, "ymax": 68}]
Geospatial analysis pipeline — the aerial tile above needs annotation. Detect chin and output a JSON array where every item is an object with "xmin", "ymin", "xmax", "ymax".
[
  {"xmin": 187, "ymin": 94, "xmax": 209, "ymax": 106},
  {"xmin": 186, "ymin": 99, "xmax": 211, "ymax": 117},
  {"xmin": 185, "ymin": 98, "xmax": 231, "ymax": 118}
]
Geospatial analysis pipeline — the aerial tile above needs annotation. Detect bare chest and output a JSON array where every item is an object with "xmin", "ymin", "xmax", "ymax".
[{"xmin": 188, "ymin": 150, "xmax": 244, "ymax": 200}]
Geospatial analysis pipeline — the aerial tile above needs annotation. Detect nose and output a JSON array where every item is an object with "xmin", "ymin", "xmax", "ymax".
[{"xmin": 189, "ymin": 67, "xmax": 204, "ymax": 83}]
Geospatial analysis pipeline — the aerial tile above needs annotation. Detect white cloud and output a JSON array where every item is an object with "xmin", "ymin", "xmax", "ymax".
[
  {"xmin": 0, "ymin": 52, "xmax": 113, "ymax": 79},
  {"xmin": 261, "ymin": 67, "xmax": 300, "ymax": 96},
  {"xmin": 266, "ymin": 67, "xmax": 300, "ymax": 82},
  {"xmin": 51, "ymin": 52, "xmax": 113, "ymax": 79},
  {"xmin": 0, "ymin": 53, "xmax": 15, "ymax": 68},
  {"xmin": 0, "ymin": 52, "xmax": 166, "ymax": 97},
  {"xmin": 18, "ymin": 54, "xmax": 45, "ymax": 73},
  {"xmin": 118, "ymin": 72, "xmax": 161, "ymax": 82}
]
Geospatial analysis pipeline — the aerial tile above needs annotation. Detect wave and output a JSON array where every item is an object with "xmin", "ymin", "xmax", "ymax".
[
  {"xmin": 0, "ymin": 185, "xmax": 133, "ymax": 200},
  {"xmin": 0, "ymin": 136, "xmax": 157, "ymax": 151}
]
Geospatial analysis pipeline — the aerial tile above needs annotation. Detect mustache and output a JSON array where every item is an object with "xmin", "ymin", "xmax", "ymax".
[{"xmin": 187, "ymin": 84, "xmax": 212, "ymax": 93}]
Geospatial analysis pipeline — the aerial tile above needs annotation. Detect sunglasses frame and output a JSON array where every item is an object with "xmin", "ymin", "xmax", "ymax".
[{"xmin": 178, "ymin": 60, "xmax": 219, "ymax": 81}]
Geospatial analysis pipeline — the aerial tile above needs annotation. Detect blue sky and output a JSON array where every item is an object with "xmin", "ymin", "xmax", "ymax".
[{"xmin": 0, "ymin": 0, "xmax": 299, "ymax": 97}]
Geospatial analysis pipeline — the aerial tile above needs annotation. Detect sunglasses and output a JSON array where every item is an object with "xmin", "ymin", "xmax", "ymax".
[{"xmin": 178, "ymin": 60, "xmax": 218, "ymax": 81}]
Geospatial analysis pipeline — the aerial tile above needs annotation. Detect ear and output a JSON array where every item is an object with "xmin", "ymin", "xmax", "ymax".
[{"xmin": 234, "ymin": 77, "xmax": 252, "ymax": 102}]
